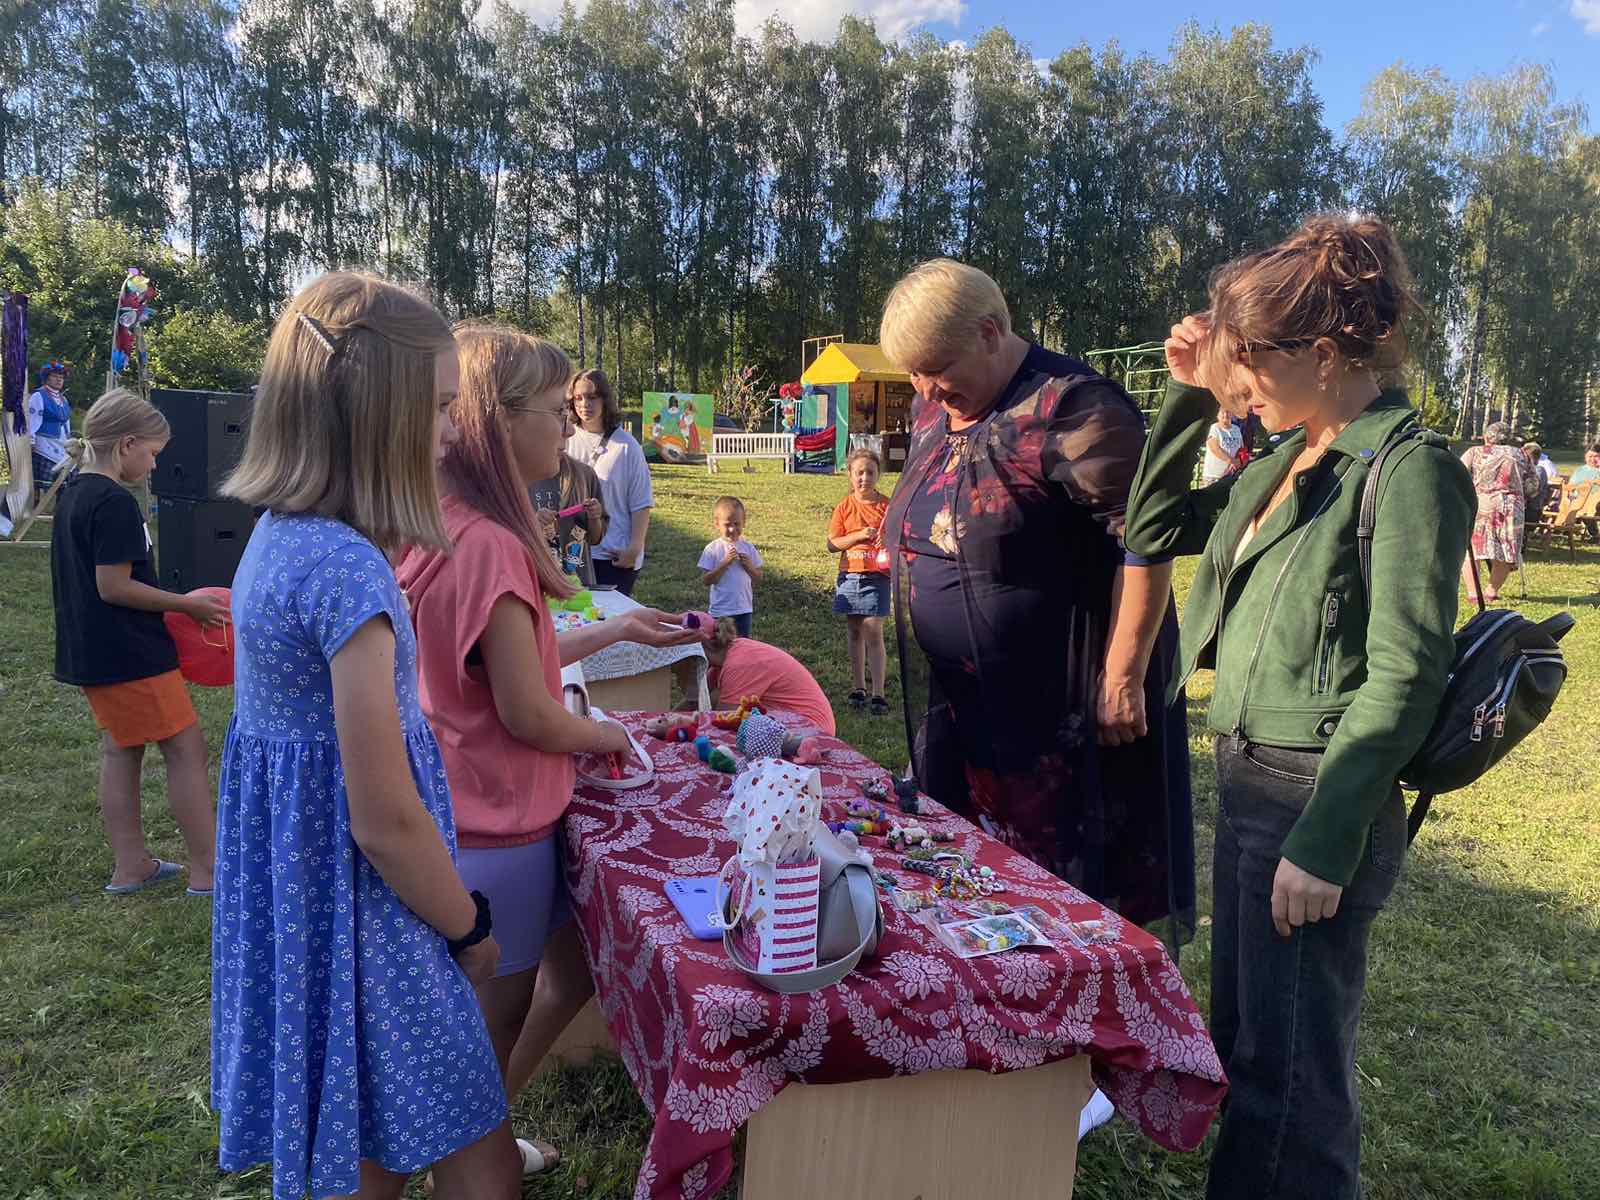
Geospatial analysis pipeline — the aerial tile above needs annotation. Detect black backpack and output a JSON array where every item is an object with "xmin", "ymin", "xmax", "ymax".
[{"xmin": 1358, "ymin": 427, "xmax": 1575, "ymax": 843}]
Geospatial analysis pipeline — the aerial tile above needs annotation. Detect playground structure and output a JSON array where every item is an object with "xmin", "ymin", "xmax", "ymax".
[
  {"xmin": 798, "ymin": 341, "xmax": 914, "ymax": 472},
  {"xmin": 1083, "ymin": 341, "xmax": 1169, "ymax": 417}
]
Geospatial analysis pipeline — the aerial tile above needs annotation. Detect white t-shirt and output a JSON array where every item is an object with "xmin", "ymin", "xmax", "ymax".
[
  {"xmin": 698, "ymin": 538, "xmax": 764, "ymax": 617},
  {"xmin": 1203, "ymin": 421, "xmax": 1244, "ymax": 482},
  {"xmin": 566, "ymin": 427, "xmax": 653, "ymax": 565}
]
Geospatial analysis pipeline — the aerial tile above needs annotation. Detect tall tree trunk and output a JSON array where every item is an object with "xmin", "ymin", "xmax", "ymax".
[{"xmin": 1459, "ymin": 200, "xmax": 1498, "ymax": 439}]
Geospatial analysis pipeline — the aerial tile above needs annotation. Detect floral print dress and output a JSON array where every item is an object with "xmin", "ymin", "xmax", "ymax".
[
  {"xmin": 886, "ymin": 344, "xmax": 1195, "ymax": 944},
  {"xmin": 1462, "ymin": 443, "xmax": 1534, "ymax": 565},
  {"xmin": 211, "ymin": 513, "xmax": 505, "ymax": 1200}
]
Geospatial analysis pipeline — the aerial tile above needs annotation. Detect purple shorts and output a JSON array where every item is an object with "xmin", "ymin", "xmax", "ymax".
[{"xmin": 455, "ymin": 836, "xmax": 572, "ymax": 977}]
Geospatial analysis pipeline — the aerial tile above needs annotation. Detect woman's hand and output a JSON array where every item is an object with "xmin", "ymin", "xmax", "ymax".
[
  {"xmin": 612, "ymin": 545, "xmax": 641, "ymax": 570},
  {"xmin": 1270, "ymin": 858, "xmax": 1343, "ymax": 939},
  {"xmin": 616, "ymin": 607, "xmax": 702, "ymax": 648},
  {"xmin": 582, "ymin": 497, "xmax": 604, "ymax": 523},
  {"xmin": 1096, "ymin": 673, "xmax": 1147, "ymax": 746},
  {"xmin": 184, "ymin": 592, "xmax": 232, "ymax": 628},
  {"xmin": 1163, "ymin": 313, "xmax": 1212, "ymax": 388}
]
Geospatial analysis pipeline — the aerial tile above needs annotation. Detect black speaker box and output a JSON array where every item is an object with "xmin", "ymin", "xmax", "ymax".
[
  {"xmin": 155, "ymin": 497, "xmax": 257, "ymax": 593},
  {"xmin": 149, "ymin": 388, "xmax": 252, "ymax": 501}
]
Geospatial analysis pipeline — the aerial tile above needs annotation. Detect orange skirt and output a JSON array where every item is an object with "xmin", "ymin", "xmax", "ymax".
[{"xmin": 82, "ymin": 670, "xmax": 198, "ymax": 748}]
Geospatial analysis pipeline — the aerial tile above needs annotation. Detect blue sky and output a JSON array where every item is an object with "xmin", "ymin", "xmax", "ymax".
[{"xmin": 712, "ymin": 1, "xmax": 1600, "ymax": 132}]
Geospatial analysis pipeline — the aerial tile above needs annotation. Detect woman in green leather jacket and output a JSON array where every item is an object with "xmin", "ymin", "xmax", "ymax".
[{"xmin": 1124, "ymin": 214, "xmax": 1474, "ymax": 1200}]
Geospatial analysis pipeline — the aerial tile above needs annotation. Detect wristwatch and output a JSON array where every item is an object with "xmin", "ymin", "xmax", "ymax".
[{"xmin": 447, "ymin": 890, "xmax": 493, "ymax": 960}]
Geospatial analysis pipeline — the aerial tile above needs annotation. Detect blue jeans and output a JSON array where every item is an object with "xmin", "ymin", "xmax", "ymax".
[
  {"xmin": 1207, "ymin": 736, "xmax": 1406, "ymax": 1200},
  {"xmin": 725, "ymin": 612, "xmax": 752, "ymax": 638}
]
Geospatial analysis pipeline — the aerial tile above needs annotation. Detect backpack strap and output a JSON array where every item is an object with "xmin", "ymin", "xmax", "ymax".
[
  {"xmin": 1355, "ymin": 422, "xmax": 1473, "ymax": 844},
  {"xmin": 1357, "ymin": 423, "xmax": 1486, "ymax": 617}
]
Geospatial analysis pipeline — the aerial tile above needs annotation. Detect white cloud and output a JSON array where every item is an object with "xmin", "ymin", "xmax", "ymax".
[
  {"xmin": 736, "ymin": 0, "xmax": 964, "ymax": 42},
  {"xmin": 1572, "ymin": 0, "xmax": 1600, "ymax": 35},
  {"xmin": 1531, "ymin": 18, "xmax": 1551, "ymax": 34},
  {"xmin": 504, "ymin": 0, "xmax": 579, "ymax": 20},
  {"xmin": 503, "ymin": 0, "xmax": 962, "ymax": 40}
]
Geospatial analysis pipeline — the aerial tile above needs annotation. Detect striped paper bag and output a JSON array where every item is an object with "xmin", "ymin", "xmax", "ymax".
[{"xmin": 730, "ymin": 855, "xmax": 821, "ymax": 975}]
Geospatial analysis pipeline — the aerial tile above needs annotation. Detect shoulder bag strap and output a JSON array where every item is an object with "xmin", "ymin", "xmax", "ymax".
[{"xmin": 1355, "ymin": 423, "xmax": 1473, "ymax": 843}]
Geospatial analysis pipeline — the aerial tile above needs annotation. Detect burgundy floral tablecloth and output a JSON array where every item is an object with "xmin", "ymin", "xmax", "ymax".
[{"xmin": 561, "ymin": 712, "xmax": 1226, "ymax": 1200}]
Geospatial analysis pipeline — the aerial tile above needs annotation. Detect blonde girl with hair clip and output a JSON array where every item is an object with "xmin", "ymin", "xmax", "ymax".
[
  {"xmin": 211, "ymin": 274, "xmax": 522, "ymax": 1200},
  {"xmin": 50, "ymin": 388, "xmax": 228, "ymax": 896},
  {"xmin": 397, "ymin": 326, "xmax": 702, "ymax": 1163}
]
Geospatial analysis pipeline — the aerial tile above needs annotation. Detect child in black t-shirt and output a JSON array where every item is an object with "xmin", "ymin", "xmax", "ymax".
[{"xmin": 50, "ymin": 388, "xmax": 229, "ymax": 895}]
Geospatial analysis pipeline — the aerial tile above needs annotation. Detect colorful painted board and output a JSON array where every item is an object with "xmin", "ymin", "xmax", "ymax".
[{"xmin": 643, "ymin": 392, "xmax": 713, "ymax": 464}]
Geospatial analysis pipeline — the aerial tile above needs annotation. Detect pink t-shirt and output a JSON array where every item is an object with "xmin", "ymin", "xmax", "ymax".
[
  {"xmin": 711, "ymin": 638, "xmax": 836, "ymax": 736},
  {"xmin": 397, "ymin": 496, "xmax": 574, "ymax": 848}
]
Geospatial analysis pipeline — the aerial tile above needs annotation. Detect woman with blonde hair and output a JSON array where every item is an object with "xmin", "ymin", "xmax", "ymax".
[
  {"xmin": 1125, "ymin": 215, "xmax": 1474, "ymax": 1198},
  {"xmin": 878, "ymin": 257, "xmax": 1195, "ymax": 947},
  {"xmin": 50, "ymin": 388, "xmax": 227, "ymax": 895},
  {"xmin": 398, "ymin": 326, "xmax": 700, "ymax": 1170}
]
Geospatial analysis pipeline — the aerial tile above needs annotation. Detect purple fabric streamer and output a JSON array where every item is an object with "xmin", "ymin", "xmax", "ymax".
[{"xmin": 2, "ymin": 293, "xmax": 27, "ymax": 435}]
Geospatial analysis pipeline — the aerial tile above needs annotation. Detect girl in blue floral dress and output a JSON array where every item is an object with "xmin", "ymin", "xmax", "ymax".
[{"xmin": 211, "ymin": 274, "xmax": 521, "ymax": 1200}]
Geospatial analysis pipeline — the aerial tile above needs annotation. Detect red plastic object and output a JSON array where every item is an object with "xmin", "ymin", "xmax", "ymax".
[
  {"xmin": 161, "ymin": 587, "xmax": 235, "ymax": 687},
  {"xmin": 793, "ymin": 426, "xmax": 837, "ymax": 452}
]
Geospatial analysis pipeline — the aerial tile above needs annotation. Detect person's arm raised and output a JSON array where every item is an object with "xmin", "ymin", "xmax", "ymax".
[{"xmin": 1124, "ymin": 314, "xmax": 1242, "ymax": 560}]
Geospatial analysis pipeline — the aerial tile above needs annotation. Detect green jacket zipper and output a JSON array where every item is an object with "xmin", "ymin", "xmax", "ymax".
[
  {"xmin": 1315, "ymin": 592, "xmax": 1341, "ymax": 695},
  {"xmin": 1230, "ymin": 481, "xmax": 1343, "ymax": 737}
]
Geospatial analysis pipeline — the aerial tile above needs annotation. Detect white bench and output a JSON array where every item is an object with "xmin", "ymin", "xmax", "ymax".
[{"xmin": 707, "ymin": 431, "xmax": 795, "ymax": 474}]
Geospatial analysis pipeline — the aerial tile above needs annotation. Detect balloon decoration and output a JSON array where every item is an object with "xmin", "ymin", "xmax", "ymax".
[{"xmin": 110, "ymin": 268, "xmax": 157, "ymax": 382}]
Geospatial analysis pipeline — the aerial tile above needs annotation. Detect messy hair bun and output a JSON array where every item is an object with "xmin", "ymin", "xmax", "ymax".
[{"xmin": 1200, "ymin": 213, "xmax": 1421, "ymax": 385}]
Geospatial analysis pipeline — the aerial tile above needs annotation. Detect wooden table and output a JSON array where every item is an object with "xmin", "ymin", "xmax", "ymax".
[{"xmin": 585, "ymin": 657, "xmax": 705, "ymax": 713}]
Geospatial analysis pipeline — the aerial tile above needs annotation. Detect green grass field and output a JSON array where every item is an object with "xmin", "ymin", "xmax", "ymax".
[{"xmin": 2, "ymin": 461, "xmax": 1597, "ymax": 1200}]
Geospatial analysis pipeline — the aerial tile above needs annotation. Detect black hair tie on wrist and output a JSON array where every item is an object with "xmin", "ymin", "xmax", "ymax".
[{"xmin": 447, "ymin": 890, "xmax": 493, "ymax": 960}]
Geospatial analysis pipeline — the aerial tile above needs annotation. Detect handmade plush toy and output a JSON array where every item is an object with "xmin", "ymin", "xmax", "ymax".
[
  {"xmin": 646, "ymin": 714, "xmax": 699, "ymax": 743},
  {"xmin": 711, "ymin": 695, "xmax": 763, "ymax": 731},
  {"xmin": 693, "ymin": 733, "xmax": 739, "ymax": 774}
]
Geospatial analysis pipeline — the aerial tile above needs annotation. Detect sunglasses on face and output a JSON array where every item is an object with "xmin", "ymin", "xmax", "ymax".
[{"xmin": 1234, "ymin": 338, "xmax": 1315, "ymax": 362}]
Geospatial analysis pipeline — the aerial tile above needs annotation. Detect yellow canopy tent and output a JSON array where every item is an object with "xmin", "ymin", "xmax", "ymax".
[{"xmin": 800, "ymin": 343, "xmax": 916, "ymax": 445}]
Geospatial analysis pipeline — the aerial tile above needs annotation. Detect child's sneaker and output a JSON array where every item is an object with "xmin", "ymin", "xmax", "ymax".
[
  {"xmin": 869, "ymin": 695, "xmax": 890, "ymax": 716},
  {"xmin": 847, "ymin": 689, "xmax": 868, "ymax": 711}
]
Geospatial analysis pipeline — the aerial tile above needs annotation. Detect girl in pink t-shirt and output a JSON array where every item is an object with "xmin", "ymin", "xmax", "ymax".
[
  {"xmin": 398, "ymin": 326, "xmax": 700, "ymax": 1175},
  {"xmin": 703, "ymin": 618, "xmax": 836, "ymax": 736}
]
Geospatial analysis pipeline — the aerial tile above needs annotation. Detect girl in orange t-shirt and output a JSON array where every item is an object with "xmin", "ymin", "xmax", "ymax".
[
  {"xmin": 827, "ymin": 448, "xmax": 891, "ymax": 714},
  {"xmin": 398, "ymin": 325, "xmax": 700, "ymax": 1174}
]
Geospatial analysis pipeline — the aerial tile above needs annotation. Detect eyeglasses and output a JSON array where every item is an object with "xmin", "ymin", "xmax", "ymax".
[
  {"xmin": 507, "ymin": 403, "xmax": 568, "ymax": 422},
  {"xmin": 1234, "ymin": 338, "xmax": 1314, "ymax": 362}
]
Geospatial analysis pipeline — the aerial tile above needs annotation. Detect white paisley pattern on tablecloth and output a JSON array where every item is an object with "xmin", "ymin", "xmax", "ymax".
[{"xmin": 565, "ymin": 710, "xmax": 1226, "ymax": 1200}]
